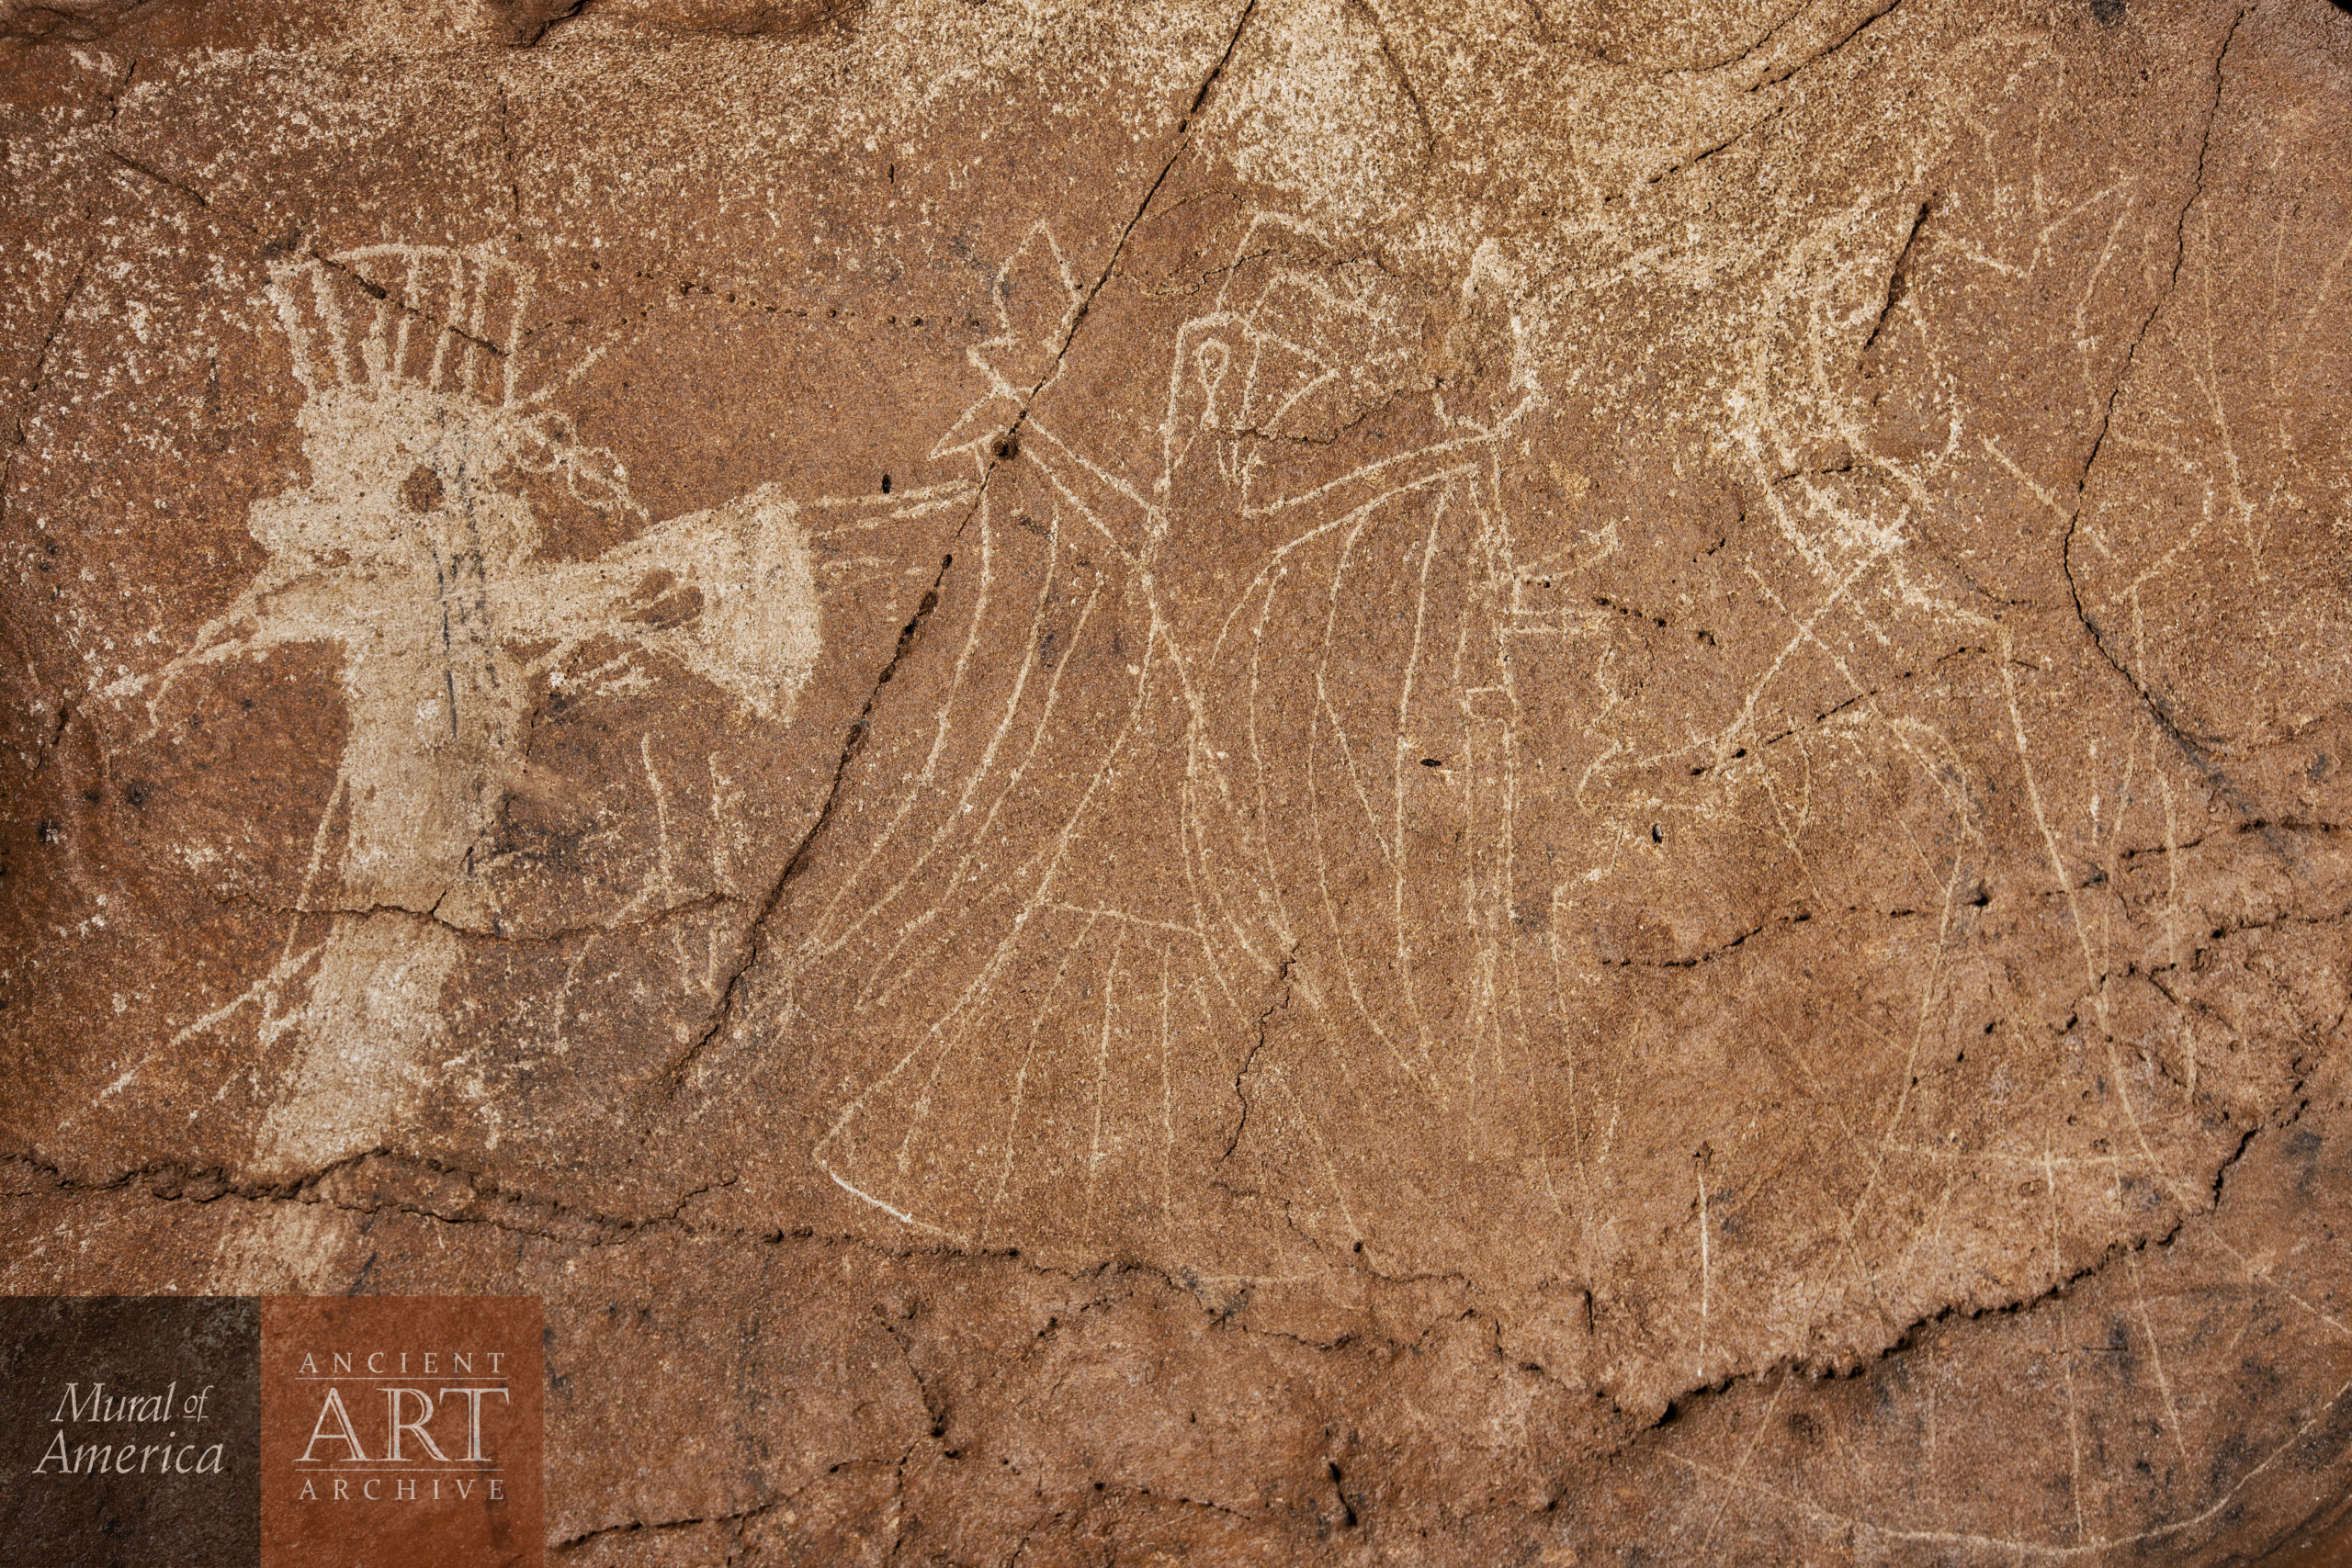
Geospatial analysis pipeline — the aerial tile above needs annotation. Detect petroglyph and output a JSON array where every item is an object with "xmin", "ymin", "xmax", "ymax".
[
  {"xmin": 4, "ymin": 4, "xmax": 2347, "ymax": 1562},
  {"xmin": 804, "ymin": 213, "xmax": 1566, "ymax": 1270},
  {"xmin": 788, "ymin": 188, "xmax": 2155, "ymax": 1330},
  {"xmin": 106, "ymin": 244, "xmax": 958, "ymax": 1176},
  {"xmin": 753, "ymin": 48, "xmax": 2337, "ymax": 1482}
]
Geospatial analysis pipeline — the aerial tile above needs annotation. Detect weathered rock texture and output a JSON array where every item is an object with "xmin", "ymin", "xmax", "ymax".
[{"xmin": 5, "ymin": 0, "xmax": 2350, "ymax": 1560}]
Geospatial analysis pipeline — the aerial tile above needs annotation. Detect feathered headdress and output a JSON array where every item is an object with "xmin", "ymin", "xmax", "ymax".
[{"xmin": 266, "ymin": 243, "xmax": 642, "ymax": 521}]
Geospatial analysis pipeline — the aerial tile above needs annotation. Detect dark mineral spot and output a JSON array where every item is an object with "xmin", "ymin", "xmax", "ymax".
[{"xmin": 401, "ymin": 464, "xmax": 445, "ymax": 513}]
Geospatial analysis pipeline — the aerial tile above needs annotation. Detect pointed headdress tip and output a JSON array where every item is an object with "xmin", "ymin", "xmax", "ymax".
[{"xmin": 264, "ymin": 243, "xmax": 535, "ymax": 410}]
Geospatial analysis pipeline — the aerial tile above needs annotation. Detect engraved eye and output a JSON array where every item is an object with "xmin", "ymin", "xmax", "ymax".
[
  {"xmin": 1193, "ymin": 338, "xmax": 1231, "ymax": 425},
  {"xmin": 400, "ymin": 464, "xmax": 444, "ymax": 513}
]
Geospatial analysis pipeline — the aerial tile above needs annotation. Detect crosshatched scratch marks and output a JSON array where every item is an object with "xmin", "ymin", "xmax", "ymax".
[{"xmin": 784, "ymin": 176, "xmax": 2252, "ymax": 1385}]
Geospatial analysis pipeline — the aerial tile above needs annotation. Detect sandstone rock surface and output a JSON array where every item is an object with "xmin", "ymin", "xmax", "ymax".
[{"xmin": 4, "ymin": 0, "xmax": 2350, "ymax": 1560}]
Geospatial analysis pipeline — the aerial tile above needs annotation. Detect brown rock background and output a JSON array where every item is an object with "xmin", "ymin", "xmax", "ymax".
[{"xmin": 4, "ymin": 0, "xmax": 2349, "ymax": 1561}]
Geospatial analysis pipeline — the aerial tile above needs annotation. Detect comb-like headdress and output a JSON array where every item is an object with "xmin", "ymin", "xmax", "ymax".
[
  {"xmin": 265, "ymin": 244, "xmax": 644, "ymax": 522},
  {"xmin": 266, "ymin": 243, "xmax": 534, "ymax": 410}
]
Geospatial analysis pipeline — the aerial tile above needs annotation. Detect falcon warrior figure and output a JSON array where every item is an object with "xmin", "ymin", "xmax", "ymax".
[
  {"xmin": 803, "ymin": 214, "xmax": 1567, "ymax": 1269},
  {"xmin": 130, "ymin": 243, "xmax": 966, "ymax": 1175}
]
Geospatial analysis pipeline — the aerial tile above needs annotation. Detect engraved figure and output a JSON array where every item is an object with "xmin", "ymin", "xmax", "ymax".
[
  {"xmin": 140, "ymin": 245, "xmax": 850, "ymax": 1174},
  {"xmin": 801, "ymin": 216, "xmax": 1551, "ymax": 1264}
]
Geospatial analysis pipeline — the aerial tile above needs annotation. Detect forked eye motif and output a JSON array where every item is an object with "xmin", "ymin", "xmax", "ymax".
[
  {"xmin": 1193, "ymin": 337, "xmax": 1231, "ymax": 427},
  {"xmin": 398, "ymin": 464, "xmax": 443, "ymax": 514}
]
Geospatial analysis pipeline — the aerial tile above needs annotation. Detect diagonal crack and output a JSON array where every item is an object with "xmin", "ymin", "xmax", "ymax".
[
  {"xmin": 101, "ymin": 147, "xmax": 507, "ymax": 360},
  {"xmin": 1642, "ymin": 103, "xmax": 1790, "ymax": 188},
  {"xmin": 772, "ymin": 0, "xmax": 1263, "ymax": 883},
  {"xmin": 2057, "ymin": 8, "xmax": 2276, "ymax": 852},
  {"xmin": 1748, "ymin": 0, "xmax": 1905, "ymax": 92},
  {"xmin": 660, "ymin": 552, "xmax": 955, "ymax": 1086},
  {"xmin": 552, "ymin": 1491, "xmax": 797, "ymax": 1554},
  {"xmin": 981, "ymin": 0, "xmax": 1260, "ymax": 472},
  {"xmin": 1348, "ymin": 0, "xmax": 1437, "ymax": 157},
  {"xmin": 2, "ymin": 246, "xmax": 92, "ymax": 537},
  {"xmin": 718, "ymin": 0, "xmax": 1270, "ymax": 954},
  {"xmin": 1860, "ymin": 197, "xmax": 1932, "ymax": 354}
]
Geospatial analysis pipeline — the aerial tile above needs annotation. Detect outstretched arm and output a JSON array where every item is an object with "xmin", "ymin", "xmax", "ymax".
[
  {"xmin": 517, "ymin": 478, "xmax": 978, "ymax": 721},
  {"xmin": 102, "ymin": 554, "xmax": 344, "ymax": 733}
]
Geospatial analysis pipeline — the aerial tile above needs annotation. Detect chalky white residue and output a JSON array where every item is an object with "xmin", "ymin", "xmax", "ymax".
[{"xmin": 130, "ymin": 244, "xmax": 827, "ymax": 1177}]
